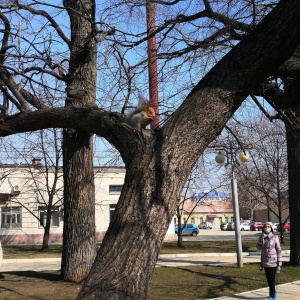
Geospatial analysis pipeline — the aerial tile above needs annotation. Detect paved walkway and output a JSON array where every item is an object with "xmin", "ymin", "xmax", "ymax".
[
  {"xmin": 210, "ymin": 280, "xmax": 300, "ymax": 300},
  {"xmin": 1, "ymin": 251, "xmax": 298, "ymax": 299}
]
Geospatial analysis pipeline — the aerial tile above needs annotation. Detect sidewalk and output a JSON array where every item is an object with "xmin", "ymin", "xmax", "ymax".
[
  {"xmin": 156, "ymin": 251, "xmax": 290, "ymax": 267},
  {"xmin": 1, "ymin": 251, "xmax": 298, "ymax": 300},
  {"xmin": 210, "ymin": 280, "xmax": 300, "ymax": 300}
]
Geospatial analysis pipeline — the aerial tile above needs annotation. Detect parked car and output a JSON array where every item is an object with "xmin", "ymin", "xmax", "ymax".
[
  {"xmin": 250, "ymin": 222, "xmax": 263, "ymax": 231},
  {"xmin": 240, "ymin": 223, "xmax": 250, "ymax": 231},
  {"xmin": 226, "ymin": 222, "xmax": 235, "ymax": 231},
  {"xmin": 175, "ymin": 223, "xmax": 199, "ymax": 236},
  {"xmin": 277, "ymin": 222, "xmax": 290, "ymax": 232},
  {"xmin": 220, "ymin": 222, "xmax": 228, "ymax": 231},
  {"xmin": 198, "ymin": 222, "xmax": 213, "ymax": 229}
]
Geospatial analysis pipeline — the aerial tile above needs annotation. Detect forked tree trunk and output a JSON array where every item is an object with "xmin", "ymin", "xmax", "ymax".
[
  {"xmin": 78, "ymin": 138, "xmax": 188, "ymax": 299},
  {"xmin": 77, "ymin": 1, "xmax": 300, "ymax": 295},
  {"xmin": 78, "ymin": 87, "xmax": 250, "ymax": 299}
]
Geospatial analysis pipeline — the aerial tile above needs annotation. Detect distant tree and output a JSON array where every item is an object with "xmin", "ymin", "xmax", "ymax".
[
  {"xmin": 2, "ymin": 129, "xmax": 64, "ymax": 251},
  {"xmin": 232, "ymin": 116, "xmax": 289, "ymax": 242}
]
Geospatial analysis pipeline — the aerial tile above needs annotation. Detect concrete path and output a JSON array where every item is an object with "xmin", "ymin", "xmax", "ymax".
[
  {"xmin": 2, "ymin": 252, "xmax": 283, "ymax": 271},
  {"xmin": 210, "ymin": 280, "xmax": 300, "ymax": 300},
  {"xmin": 1, "ymin": 257, "xmax": 61, "ymax": 272}
]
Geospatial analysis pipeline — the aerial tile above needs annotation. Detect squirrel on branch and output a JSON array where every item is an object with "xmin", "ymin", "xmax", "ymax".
[{"xmin": 126, "ymin": 95, "xmax": 155, "ymax": 130}]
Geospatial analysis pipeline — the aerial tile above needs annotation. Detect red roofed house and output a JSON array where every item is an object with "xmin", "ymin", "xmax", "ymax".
[{"xmin": 176, "ymin": 198, "xmax": 234, "ymax": 229}]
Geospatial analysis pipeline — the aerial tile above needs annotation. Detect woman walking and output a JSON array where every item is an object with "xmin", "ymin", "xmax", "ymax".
[{"xmin": 256, "ymin": 222, "xmax": 282, "ymax": 300}]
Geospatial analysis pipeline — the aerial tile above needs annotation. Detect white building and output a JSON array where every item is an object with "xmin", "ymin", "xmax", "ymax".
[{"xmin": 0, "ymin": 161, "xmax": 175, "ymax": 244}]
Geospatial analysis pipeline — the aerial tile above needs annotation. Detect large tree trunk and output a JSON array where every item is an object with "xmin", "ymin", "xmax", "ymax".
[
  {"xmin": 78, "ymin": 135, "xmax": 188, "ymax": 299},
  {"xmin": 78, "ymin": 87, "xmax": 249, "ymax": 299},
  {"xmin": 77, "ymin": 1, "xmax": 300, "ymax": 298},
  {"xmin": 286, "ymin": 106, "xmax": 300, "ymax": 265},
  {"xmin": 61, "ymin": 0, "xmax": 97, "ymax": 282},
  {"xmin": 61, "ymin": 130, "xmax": 96, "ymax": 282}
]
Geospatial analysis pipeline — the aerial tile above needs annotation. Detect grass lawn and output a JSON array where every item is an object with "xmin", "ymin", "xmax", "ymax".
[
  {"xmin": 1, "ymin": 262, "xmax": 299, "ymax": 300},
  {"xmin": 147, "ymin": 262, "xmax": 300, "ymax": 299},
  {"xmin": 0, "ymin": 239, "xmax": 295, "ymax": 300},
  {"xmin": 159, "ymin": 239, "xmax": 290, "ymax": 254}
]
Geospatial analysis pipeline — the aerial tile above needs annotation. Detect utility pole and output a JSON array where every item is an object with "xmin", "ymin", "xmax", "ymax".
[{"xmin": 146, "ymin": 0, "xmax": 159, "ymax": 129}]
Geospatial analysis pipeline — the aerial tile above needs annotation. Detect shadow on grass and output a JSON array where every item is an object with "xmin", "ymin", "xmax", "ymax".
[
  {"xmin": 0, "ymin": 270, "xmax": 81, "ymax": 300},
  {"xmin": 0, "ymin": 270, "xmax": 61, "ymax": 281},
  {"xmin": 161, "ymin": 263, "xmax": 265, "ymax": 299},
  {"xmin": 175, "ymin": 266, "xmax": 241, "ymax": 298}
]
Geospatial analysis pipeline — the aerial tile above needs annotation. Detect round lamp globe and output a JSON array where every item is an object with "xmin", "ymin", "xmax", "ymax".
[
  {"xmin": 239, "ymin": 152, "xmax": 249, "ymax": 162},
  {"xmin": 215, "ymin": 153, "xmax": 225, "ymax": 164}
]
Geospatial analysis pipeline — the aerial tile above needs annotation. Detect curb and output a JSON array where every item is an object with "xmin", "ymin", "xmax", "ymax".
[
  {"xmin": 158, "ymin": 250, "xmax": 290, "ymax": 259},
  {"xmin": 2, "ymin": 257, "xmax": 61, "ymax": 264}
]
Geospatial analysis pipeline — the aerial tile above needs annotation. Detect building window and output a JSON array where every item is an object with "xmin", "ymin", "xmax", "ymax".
[
  {"xmin": 39, "ymin": 206, "xmax": 59, "ymax": 227},
  {"xmin": 109, "ymin": 204, "xmax": 117, "ymax": 221},
  {"xmin": 109, "ymin": 185, "xmax": 123, "ymax": 194},
  {"xmin": 200, "ymin": 217, "xmax": 203, "ymax": 223},
  {"xmin": 225, "ymin": 217, "xmax": 228, "ymax": 223},
  {"xmin": 231, "ymin": 216, "xmax": 234, "ymax": 223},
  {"xmin": 191, "ymin": 217, "xmax": 195, "ymax": 224},
  {"xmin": 218, "ymin": 217, "xmax": 222, "ymax": 224},
  {"xmin": 0, "ymin": 193, "xmax": 11, "ymax": 204},
  {"xmin": 1, "ymin": 206, "xmax": 22, "ymax": 229}
]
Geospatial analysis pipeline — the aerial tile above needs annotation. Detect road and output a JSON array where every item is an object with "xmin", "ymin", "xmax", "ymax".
[
  {"xmin": 178, "ymin": 228, "xmax": 290, "ymax": 241},
  {"xmin": 180, "ymin": 228, "xmax": 260, "ymax": 241}
]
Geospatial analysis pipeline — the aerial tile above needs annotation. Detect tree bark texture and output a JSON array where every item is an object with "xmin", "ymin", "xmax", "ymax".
[
  {"xmin": 62, "ymin": 129, "xmax": 96, "ymax": 282},
  {"xmin": 286, "ymin": 106, "xmax": 300, "ymax": 265},
  {"xmin": 61, "ymin": 0, "xmax": 97, "ymax": 282}
]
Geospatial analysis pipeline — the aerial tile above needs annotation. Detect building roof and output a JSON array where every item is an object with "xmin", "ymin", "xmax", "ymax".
[{"xmin": 182, "ymin": 200, "xmax": 233, "ymax": 214}]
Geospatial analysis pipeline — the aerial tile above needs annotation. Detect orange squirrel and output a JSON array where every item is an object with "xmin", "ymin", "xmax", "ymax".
[{"xmin": 127, "ymin": 95, "xmax": 155, "ymax": 130}]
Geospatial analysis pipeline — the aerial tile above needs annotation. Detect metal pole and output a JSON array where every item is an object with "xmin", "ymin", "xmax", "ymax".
[{"xmin": 231, "ymin": 168, "xmax": 243, "ymax": 268}]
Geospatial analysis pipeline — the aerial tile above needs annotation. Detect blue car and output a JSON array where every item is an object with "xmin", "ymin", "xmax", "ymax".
[{"xmin": 175, "ymin": 223, "xmax": 199, "ymax": 236}]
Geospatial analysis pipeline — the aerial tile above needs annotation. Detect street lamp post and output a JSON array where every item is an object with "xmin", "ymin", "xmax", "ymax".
[
  {"xmin": 215, "ymin": 145, "xmax": 249, "ymax": 268},
  {"xmin": 231, "ymin": 164, "xmax": 243, "ymax": 268}
]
